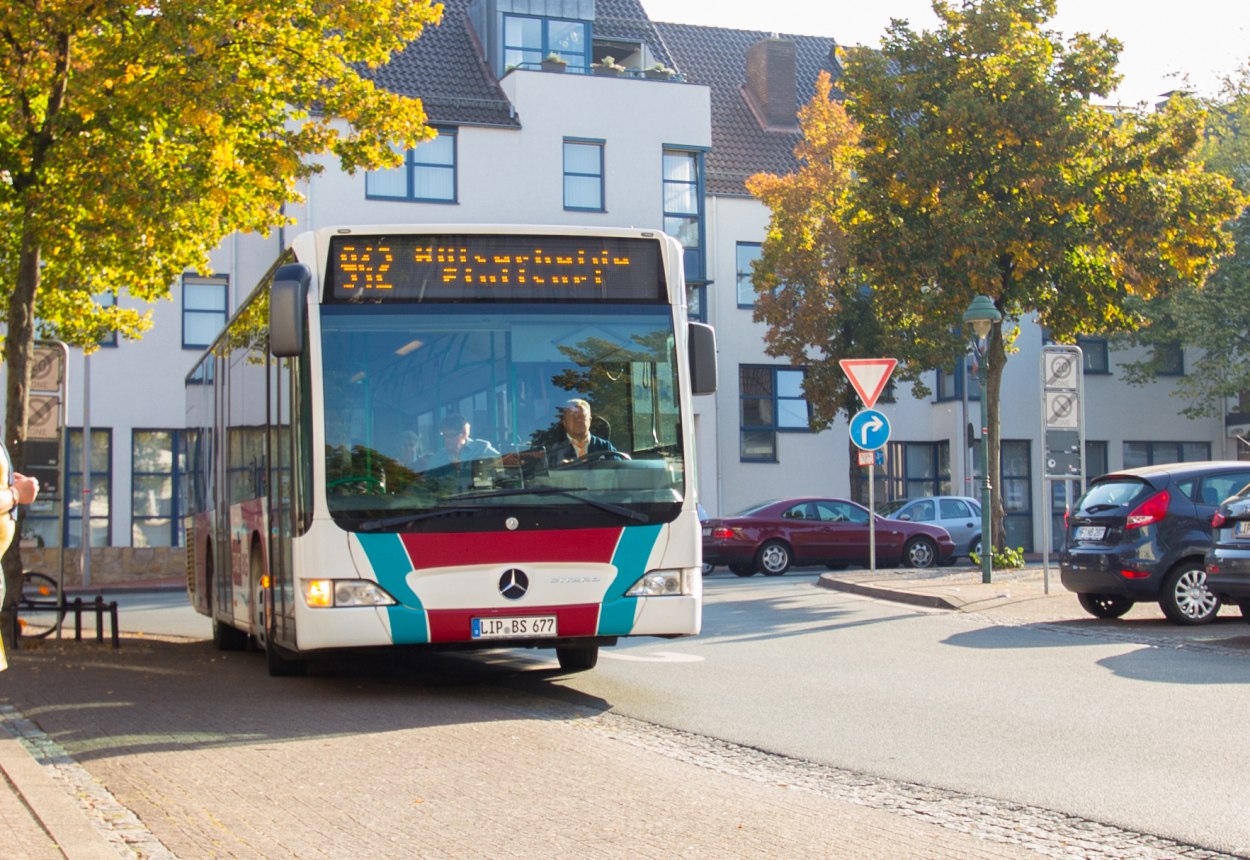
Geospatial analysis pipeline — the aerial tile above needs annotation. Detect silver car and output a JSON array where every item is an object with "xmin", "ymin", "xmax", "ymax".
[{"xmin": 877, "ymin": 496, "xmax": 982, "ymax": 559}]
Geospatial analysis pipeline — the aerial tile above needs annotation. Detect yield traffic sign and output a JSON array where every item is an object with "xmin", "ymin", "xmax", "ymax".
[
  {"xmin": 849, "ymin": 408, "xmax": 891, "ymax": 451},
  {"xmin": 839, "ymin": 358, "xmax": 897, "ymax": 408}
]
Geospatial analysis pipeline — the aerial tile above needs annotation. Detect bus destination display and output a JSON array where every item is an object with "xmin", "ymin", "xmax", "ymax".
[{"xmin": 328, "ymin": 234, "xmax": 664, "ymax": 302}]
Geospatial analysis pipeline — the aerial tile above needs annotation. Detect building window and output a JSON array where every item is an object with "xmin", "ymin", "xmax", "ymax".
[
  {"xmin": 686, "ymin": 281, "xmax": 708, "ymax": 322},
  {"xmin": 563, "ymin": 139, "xmax": 604, "ymax": 211},
  {"xmin": 503, "ymin": 14, "xmax": 590, "ymax": 72},
  {"xmin": 663, "ymin": 149, "xmax": 705, "ymax": 282},
  {"xmin": 132, "ymin": 430, "xmax": 189, "ymax": 548},
  {"xmin": 366, "ymin": 129, "xmax": 457, "ymax": 203},
  {"xmin": 1077, "ymin": 336, "xmax": 1109, "ymax": 374},
  {"xmin": 95, "ymin": 292, "xmax": 118, "ymax": 348},
  {"xmin": 183, "ymin": 275, "xmax": 228, "ymax": 350},
  {"xmin": 736, "ymin": 243, "xmax": 762, "ymax": 308},
  {"xmin": 935, "ymin": 355, "xmax": 980, "ymax": 402},
  {"xmin": 1001, "ymin": 439, "xmax": 1033, "ymax": 552},
  {"xmin": 740, "ymin": 366, "xmax": 809, "ymax": 462},
  {"xmin": 1050, "ymin": 440, "xmax": 1106, "ymax": 551},
  {"xmin": 882, "ymin": 441, "xmax": 952, "ymax": 500},
  {"xmin": 1156, "ymin": 343, "xmax": 1184, "ymax": 376},
  {"xmin": 49, "ymin": 428, "xmax": 111, "ymax": 549},
  {"xmin": 1123, "ymin": 440, "xmax": 1209, "ymax": 468}
]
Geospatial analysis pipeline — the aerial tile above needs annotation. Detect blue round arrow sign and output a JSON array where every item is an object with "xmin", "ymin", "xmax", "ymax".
[{"xmin": 849, "ymin": 408, "xmax": 891, "ymax": 451}]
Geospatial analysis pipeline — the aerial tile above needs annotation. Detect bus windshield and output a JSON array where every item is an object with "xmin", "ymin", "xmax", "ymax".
[{"xmin": 320, "ymin": 303, "xmax": 685, "ymax": 530}]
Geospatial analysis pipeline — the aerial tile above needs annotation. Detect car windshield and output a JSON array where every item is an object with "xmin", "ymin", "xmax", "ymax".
[
  {"xmin": 877, "ymin": 499, "xmax": 909, "ymax": 515},
  {"xmin": 319, "ymin": 303, "xmax": 685, "ymax": 530}
]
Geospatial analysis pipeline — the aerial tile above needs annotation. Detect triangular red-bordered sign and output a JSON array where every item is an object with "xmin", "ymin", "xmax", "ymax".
[{"xmin": 839, "ymin": 358, "xmax": 897, "ymax": 409}]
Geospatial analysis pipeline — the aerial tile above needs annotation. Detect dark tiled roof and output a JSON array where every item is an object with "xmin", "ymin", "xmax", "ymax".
[
  {"xmin": 654, "ymin": 23, "xmax": 841, "ymax": 197},
  {"xmin": 365, "ymin": 0, "xmax": 519, "ymax": 128}
]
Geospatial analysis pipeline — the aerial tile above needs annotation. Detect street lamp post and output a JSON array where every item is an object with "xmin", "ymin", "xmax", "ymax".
[{"xmin": 962, "ymin": 295, "xmax": 1002, "ymax": 585}]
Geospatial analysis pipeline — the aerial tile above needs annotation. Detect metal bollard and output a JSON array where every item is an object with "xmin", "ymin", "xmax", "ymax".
[
  {"xmin": 73, "ymin": 597, "xmax": 84, "ymax": 641},
  {"xmin": 93, "ymin": 596, "xmax": 105, "ymax": 643},
  {"xmin": 109, "ymin": 601, "xmax": 119, "ymax": 649}
]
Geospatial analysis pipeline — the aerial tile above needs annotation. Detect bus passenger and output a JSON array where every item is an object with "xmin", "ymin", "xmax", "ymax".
[{"xmin": 424, "ymin": 413, "xmax": 500, "ymax": 470}]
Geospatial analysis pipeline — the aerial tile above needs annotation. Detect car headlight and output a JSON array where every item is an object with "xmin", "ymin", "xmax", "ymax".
[
  {"xmin": 626, "ymin": 569, "xmax": 687, "ymax": 597},
  {"xmin": 302, "ymin": 579, "xmax": 397, "ymax": 608}
]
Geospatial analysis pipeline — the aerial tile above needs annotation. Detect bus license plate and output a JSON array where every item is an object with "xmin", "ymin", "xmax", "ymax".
[
  {"xmin": 1075, "ymin": 526, "xmax": 1106, "ymax": 541},
  {"xmin": 472, "ymin": 615, "xmax": 557, "ymax": 640}
]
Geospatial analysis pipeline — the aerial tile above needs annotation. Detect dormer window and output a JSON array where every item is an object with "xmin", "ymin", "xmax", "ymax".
[{"xmin": 504, "ymin": 14, "xmax": 589, "ymax": 72}]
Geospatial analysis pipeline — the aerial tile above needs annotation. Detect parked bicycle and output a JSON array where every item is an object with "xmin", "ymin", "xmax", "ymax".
[{"xmin": 17, "ymin": 571, "xmax": 65, "ymax": 638}]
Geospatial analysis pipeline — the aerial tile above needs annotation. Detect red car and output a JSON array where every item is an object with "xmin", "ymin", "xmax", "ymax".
[{"xmin": 702, "ymin": 497, "xmax": 956, "ymax": 576}]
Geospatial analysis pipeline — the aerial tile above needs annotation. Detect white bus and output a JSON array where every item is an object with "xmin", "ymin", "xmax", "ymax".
[{"xmin": 184, "ymin": 225, "xmax": 717, "ymax": 675}]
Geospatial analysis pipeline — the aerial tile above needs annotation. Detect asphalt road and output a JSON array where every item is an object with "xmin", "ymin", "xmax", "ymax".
[{"xmin": 14, "ymin": 571, "xmax": 1249, "ymax": 857}]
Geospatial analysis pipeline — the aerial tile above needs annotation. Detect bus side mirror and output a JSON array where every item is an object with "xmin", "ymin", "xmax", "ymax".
[
  {"xmin": 688, "ymin": 322, "xmax": 717, "ymax": 396},
  {"xmin": 270, "ymin": 263, "xmax": 312, "ymax": 357}
]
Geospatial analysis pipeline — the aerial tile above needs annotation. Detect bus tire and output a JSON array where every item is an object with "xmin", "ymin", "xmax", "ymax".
[
  {"xmin": 266, "ymin": 639, "xmax": 308, "ymax": 677},
  {"xmin": 556, "ymin": 644, "xmax": 598, "ymax": 672}
]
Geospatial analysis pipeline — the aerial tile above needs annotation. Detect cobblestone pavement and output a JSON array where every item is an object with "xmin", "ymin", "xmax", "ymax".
[{"xmin": 1, "ymin": 629, "xmax": 1245, "ymax": 860}]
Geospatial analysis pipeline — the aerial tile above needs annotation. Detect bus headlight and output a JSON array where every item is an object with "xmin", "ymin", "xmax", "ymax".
[
  {"xmin": 301, "ymin": 579, "xmax": 397, "ymax": 608},
  {"xmin": 626, "ymin": 570, "xmax": 686, "ymax": 597}
]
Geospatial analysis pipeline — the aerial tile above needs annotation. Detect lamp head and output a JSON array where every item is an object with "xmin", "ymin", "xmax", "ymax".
[{"xmin": 962, "ymin": 295, "xmax": 1002, "ymax": 340}]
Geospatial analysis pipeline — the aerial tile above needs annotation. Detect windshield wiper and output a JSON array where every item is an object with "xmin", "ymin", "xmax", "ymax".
[
  {"xmin": 358, "ymin": 507, "xmax": 479, "ymax": 532},
  {"xmin": 448, "ymin": 486, "xmax": 651, "ymax": 523}
]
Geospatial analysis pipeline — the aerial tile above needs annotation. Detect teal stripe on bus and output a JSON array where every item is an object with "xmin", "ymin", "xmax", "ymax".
[
  {"xmin": 598, "ymin": 524, "xmax": 662, "ymax": 635},
  {"xmin": 355, "ymin": 533, "xmax": 429, "ymax": 644}
]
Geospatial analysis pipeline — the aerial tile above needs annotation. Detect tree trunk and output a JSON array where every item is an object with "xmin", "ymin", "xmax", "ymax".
[{"xmin": 0, "ymin": 223, "xmax": 41, "ymax": 648}]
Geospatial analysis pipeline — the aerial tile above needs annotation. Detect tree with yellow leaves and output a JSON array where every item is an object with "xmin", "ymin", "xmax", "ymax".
[{"xmin": 0, "ymin": 0, "xmax": 443, "ymax": 637}]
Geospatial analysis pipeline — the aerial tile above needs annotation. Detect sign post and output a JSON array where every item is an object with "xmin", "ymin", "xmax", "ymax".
[
  {"xmin": 841, "ymin": 359, "xmax": 896, "ymax": 573},
  {"xmin": 1040, "ymin": 345, "xmax": 1084, "ymax": 593}
]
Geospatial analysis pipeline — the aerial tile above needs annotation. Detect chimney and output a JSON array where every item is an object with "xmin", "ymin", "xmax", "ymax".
[{"xmin": 745, "ymin": 36, "xmax": 798, "ymax": 130}]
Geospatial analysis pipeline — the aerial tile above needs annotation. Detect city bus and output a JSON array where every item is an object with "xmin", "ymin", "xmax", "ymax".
[{"xmin": 184, "ymin": 225, "xmax": 717, "ymax": 675}]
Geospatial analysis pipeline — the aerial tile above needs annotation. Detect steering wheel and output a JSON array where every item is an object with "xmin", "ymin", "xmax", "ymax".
[
  {"xmin": 554, "ymin": 450, "xmax": 631, "ymax": 469},
  {"xmin": 328, "ymin": 474, "xmax": 386, "ymax": 495}
]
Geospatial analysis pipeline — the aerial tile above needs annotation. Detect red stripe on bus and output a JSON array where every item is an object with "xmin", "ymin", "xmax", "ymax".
[
  {"xmin": 397, "ymin": 528, "xmax": 622, "ymax": 570},
  {"xmin": 426, "ymin": 604, "xmax": 600, "ymax": 643}
]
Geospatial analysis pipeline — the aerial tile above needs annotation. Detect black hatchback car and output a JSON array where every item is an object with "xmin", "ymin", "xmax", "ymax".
[
  {"xmin": 1204, "ymin": 486, "xmax": 1250, "ymax": 617},
  {"xmin": 1060, "ymin": 461, "xmax": 1250, "ymax": 625}
]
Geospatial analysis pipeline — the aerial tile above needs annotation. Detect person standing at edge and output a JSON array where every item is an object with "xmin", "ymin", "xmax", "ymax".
[{"xmin": 0, "ymin": 436, "xmax": 40, "ymax": 669}]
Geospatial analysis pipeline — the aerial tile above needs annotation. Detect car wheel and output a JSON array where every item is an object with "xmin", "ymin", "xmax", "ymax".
[
  {"xmin": 902, "ymin": 537, "xmax": 937, "ymax": 569},
  {"xmin": 702, "ymin": 562, "xmax": 715, "ymax": 575},
  {"xmin": 729, "ymin": 564, "xmax": 756, "ymax": 577},
  {"xmin": 1158, "ymin": 562, "xmax": 1221, "ymax": 625},
  {"xmin": 1077, "ymin": 593, "xmax": 1133, "ymax": 619},
  {"xmin": 755, "ymin": 541, "xmax": 792, "ymax": 576},
  {"xmin": 969, "ymin": 536, "xmax": 982, "ymax": 558}
]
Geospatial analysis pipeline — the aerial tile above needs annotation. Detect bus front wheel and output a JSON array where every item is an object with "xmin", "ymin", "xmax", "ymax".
[{"xmin": 556, "ymin": 644, "xmax": 598, "ymax": 672}]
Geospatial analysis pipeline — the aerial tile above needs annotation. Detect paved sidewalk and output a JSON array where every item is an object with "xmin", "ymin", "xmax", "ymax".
[{"xmin": 817, "ymin": 563, "xmax": 1087, "ymax": 623}]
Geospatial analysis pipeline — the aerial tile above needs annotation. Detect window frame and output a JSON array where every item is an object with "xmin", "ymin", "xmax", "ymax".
[
  {"xmin": 131, "ymin": 429, "xmax": 189, "ymax": 548},
  {"xmin": 182, "ymin": 275, "xmax": 228, "ymax": 350},
  {"xmin": 662, "ymin": 148, "xmax": 706, "ymax": 282},
  {"xmin": 563, "ymin": 138, "xmax": 605, "ymax": 212},
  {"xmin": 365, "ymin": 127, "xmax": 458, "ymax": 204},
  {"xmin": 739, "ymin": 365, "xmax": 811, "ymax": 463},
  {"xmin": 502, "ymin": 13, "xmax": 590, "ymax": 73}
]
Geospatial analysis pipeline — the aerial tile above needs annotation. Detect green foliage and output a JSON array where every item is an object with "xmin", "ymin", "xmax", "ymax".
[
  {"xmin": 1, "ymin": 0, "xmax": 443, "ymax": 350},
  {"xmin": 0, "ymin": 0, "xmax": 442, "ymax": 635},
  {"xmin": 749, "ymin": 0, "xmax": 1244, "ymax": 536},
  {"xmin": 1116, "ymin": 67, "xmax": 1250, "ymax": 417},
  {"xmin": 969, "ymin": 545, "xmax": 1027, "ymax": 570}
]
